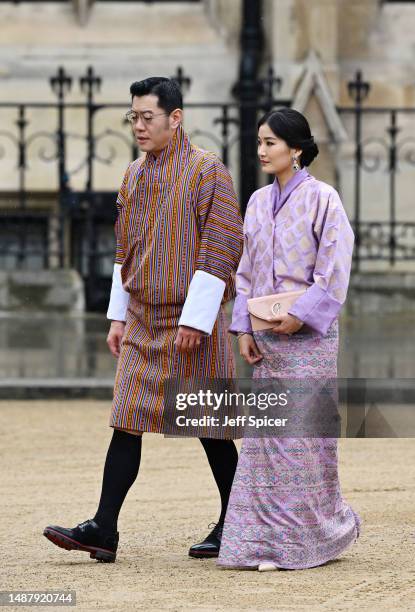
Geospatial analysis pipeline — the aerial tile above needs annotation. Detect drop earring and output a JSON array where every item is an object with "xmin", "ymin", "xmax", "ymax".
[{"xmin": 292, "ymin": 156, "xmax": 300, "ymax": 172}]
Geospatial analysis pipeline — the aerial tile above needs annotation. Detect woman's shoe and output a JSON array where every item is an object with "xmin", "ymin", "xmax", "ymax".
[{"xmin": 258, "ymin": 562, "xmax": 278, "ymax": 572}]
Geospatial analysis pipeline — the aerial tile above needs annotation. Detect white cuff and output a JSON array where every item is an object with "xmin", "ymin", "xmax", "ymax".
[
  {"xmin": 106, "ymin": 263, "xmax": 130, "ymax": 321},
  {"xmin": 178, "ymin": 270, "xmax": 226, "ymax": 335}
]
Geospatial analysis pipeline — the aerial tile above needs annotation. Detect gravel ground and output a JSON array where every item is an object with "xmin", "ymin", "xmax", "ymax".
[{"xmin": 1, "ymin": 400, "xmax": 414, "ymax": 611}]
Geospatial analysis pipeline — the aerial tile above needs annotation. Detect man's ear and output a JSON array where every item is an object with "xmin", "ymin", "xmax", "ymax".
[{"xmin": 170, "ymin": 108, "xmax": 183, "ymax": 129}]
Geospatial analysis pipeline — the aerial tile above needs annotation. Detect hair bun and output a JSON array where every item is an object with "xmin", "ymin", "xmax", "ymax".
[
  {"xmin": 300, "ymin": 136, "xmax": 319, "ymax": 166},
  {"xmin": 300, "ymin": 136, "xmax": 315, "ymax": 148}
]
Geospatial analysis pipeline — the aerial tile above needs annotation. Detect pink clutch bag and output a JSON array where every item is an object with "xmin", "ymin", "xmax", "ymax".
[{"xmin": 247, "ymin": 289, "xmax": 306, "ymax": 332}]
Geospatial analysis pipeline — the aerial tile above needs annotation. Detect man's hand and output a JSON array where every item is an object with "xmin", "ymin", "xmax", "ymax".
[
  {"xmin": 268, "ymin": 314, "xmax": 304, "ymax": 335},
  {"xmin": 174, "ymin": 325, "xmax": 203, "ymax": 353},
  {"xmin": 238, "ymin": 334, "xmax": 263, "ymax": 365},
  {"xmin": 107, "ymin": 320, "xmax": 126, "ymax": 358}
]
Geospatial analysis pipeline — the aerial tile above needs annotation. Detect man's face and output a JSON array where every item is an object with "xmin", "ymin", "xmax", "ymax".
[{"xmin": 129, "ymin": 94, "xmax": 175, "ymax": 155}]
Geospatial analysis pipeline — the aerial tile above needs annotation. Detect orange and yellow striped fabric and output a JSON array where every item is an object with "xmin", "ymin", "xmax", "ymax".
[{"xmin": 110, "ymin": 125, "xmax": 243, "ymax": 436}]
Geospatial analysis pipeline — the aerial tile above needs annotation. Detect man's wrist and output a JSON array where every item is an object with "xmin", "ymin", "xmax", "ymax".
[{"xmin": 179, "ymin": 324, "xmax": 206, "ymax": 336}]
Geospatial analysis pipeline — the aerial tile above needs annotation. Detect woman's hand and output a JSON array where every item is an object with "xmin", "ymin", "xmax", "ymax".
[
  {"xmin": 238, "ymin": 334, "xmax": 263, "ymax": 365},
  {"xmin": 269, "ymin": 314, "xmax": 304, "ymax": 335}
]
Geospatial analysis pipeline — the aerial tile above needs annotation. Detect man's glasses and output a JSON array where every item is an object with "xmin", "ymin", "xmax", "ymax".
[{"xmin": 125, "ymin": 110, "xmax": 168, "ymax": 125}]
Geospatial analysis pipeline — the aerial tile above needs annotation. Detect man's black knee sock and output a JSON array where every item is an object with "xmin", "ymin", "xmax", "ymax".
[
  {"xmin": 199, "ymin": 438, "xmax": 238, "ymax": 526},
  {"xmin": 93, "ymin": 429, "xmax": 142, "ymax": 532}
]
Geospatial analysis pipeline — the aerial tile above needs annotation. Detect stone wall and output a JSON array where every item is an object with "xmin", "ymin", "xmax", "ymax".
[
  {"xmin": 347, "ymin": 272, "xmax": 415, "ymax": 316},
  {"xmin": 0, "ymin": 269, "xmax": 85, "ymax": 313},
  {"xmin": 0, "ymin": 0, "xmax": 241, "ymax": 192},
  {"xmin": 265, "ymin": 0, "xmax": 415, "ymax": 270},
  {"xmin": 1, "ymin": 0, "xmax": 415, "ymax": 278}
]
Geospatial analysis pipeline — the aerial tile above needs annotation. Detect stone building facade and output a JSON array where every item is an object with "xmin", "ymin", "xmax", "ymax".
[{"xmin": 1, "ymin": 0, "xmax": 414, "ymax": 304}]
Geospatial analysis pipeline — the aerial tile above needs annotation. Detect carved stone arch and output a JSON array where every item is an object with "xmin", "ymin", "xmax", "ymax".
[{"xmin": 292, "ymin": 50, "xmax": 347, "ymax": 143}]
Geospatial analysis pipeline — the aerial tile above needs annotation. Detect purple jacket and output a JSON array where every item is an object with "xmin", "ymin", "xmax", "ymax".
[{"xmin": 230, "ymin": 169, "xmax": 355, "ymax": 336}]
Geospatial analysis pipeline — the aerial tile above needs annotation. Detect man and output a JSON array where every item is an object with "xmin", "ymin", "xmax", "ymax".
[{"xmin": 43, "ymin": 77, "xmax": 243, "ymax": 562}]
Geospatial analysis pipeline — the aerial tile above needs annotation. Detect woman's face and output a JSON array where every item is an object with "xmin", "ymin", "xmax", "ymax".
[{"xmin": 257, "ymin": 122, "xmax": 300, "ymax": 175}]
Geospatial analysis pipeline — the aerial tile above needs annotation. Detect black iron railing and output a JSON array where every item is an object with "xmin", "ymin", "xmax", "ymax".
[
  {"xmin": 339, "ymin": 70, "xmax": 415, "ymax": 268},
  {"xmin": 1, "ymin": 65, "xmax": 415, "ymax": 308}
]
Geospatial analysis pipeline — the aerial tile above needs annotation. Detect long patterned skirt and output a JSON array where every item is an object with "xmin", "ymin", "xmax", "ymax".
[
  {"xmin": 110, "ymin": 295, "xmax": 237, "ymax": 437},
  {"xmin": 217, "ymin": 321, "xmax": 361, "ymax": 569}
]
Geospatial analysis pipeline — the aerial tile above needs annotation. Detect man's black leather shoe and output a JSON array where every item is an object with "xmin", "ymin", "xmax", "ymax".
[
  {"xmin": 43, "ymin": 519, "xmax": 119, "ymax": 563},
  {"xmin": 188, "ymin": 523, "xmax": 223, "ymax": 558}
]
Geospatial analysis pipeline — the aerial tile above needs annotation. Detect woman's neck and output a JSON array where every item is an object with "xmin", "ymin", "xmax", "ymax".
[{"xmin": 275, "ymin": 167, "xmax": 296, "ymax": 191}]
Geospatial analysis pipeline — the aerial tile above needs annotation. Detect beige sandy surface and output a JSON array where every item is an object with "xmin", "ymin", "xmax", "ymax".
[{"xmin": 1, "ymin": 400, "xmax": 414, "ymax": 612}]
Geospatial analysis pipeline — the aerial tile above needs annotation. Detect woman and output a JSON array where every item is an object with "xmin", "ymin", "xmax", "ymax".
[{"xmin": 217, "ymin": 108, "xmax": 361, "ymax": 571}]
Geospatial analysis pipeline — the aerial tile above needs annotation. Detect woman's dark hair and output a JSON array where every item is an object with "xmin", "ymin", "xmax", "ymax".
[
  {"xmin": 130, "ymin": 77, "xmax": 183, "ymax": 114},
  {"xmin": 257, "ymin": 108, "xmax": 319, "ymax": 167}
]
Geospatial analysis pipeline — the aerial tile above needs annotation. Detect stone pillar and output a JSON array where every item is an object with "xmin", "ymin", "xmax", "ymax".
[{"xmin": 267, "ymin": 0, "xmax": 341, "ymax": 185}]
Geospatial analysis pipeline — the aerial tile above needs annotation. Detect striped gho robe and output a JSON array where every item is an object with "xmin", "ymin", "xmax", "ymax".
[{"xmin": 107, "ymin": 125, "xmax": 244, "ymax": 435}]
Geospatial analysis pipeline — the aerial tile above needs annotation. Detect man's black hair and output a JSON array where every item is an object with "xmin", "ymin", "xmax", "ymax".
[{"xmin": 129, "ymin": 77, "xmax": 183, "ymax": 114}]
